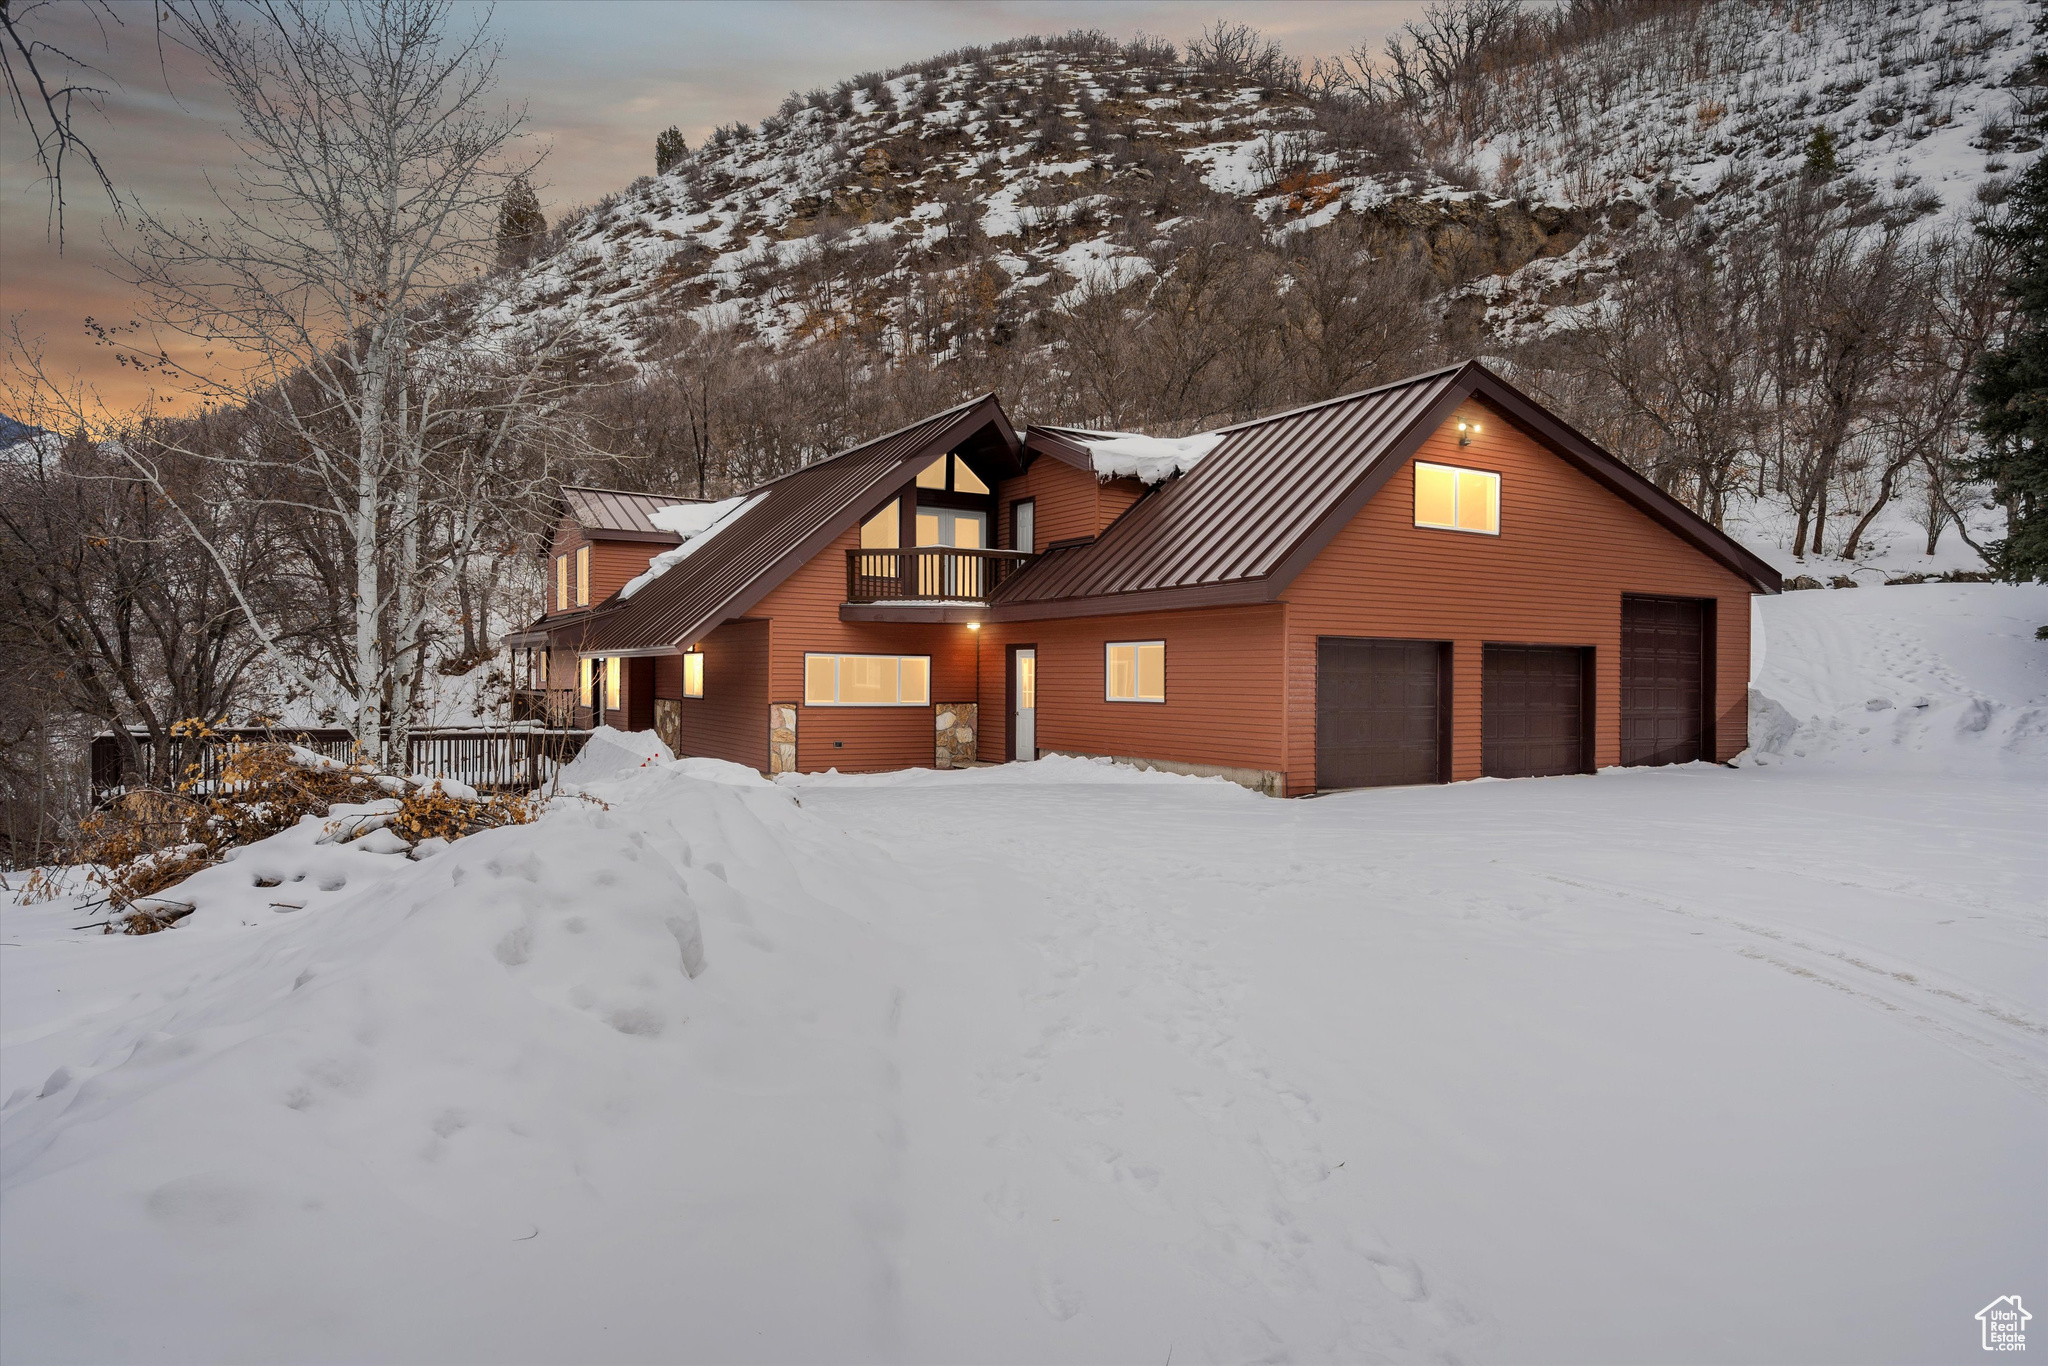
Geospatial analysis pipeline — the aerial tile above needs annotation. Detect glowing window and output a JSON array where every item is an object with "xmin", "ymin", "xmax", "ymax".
[
  {"xmin": 604, "ymin": 656, "xmax": 621, "ymax": 711},
  {"xmin": 576, "ymin": 545, "xmax": 592, "ymax": 604},
  {"xmin": 953, "ymin": 457, "xmax": 989, "ymax": 494},
  {"xmin": 915, "ymin": 456, "xmax": 948, "ymax": 489},
  {"xmin": 860, "ymin": 499, "xmax": 900, "ymax": 549},
  {"xmin": 580, "ymin": 657, "xmax": 595, "ymax": 708},
  {"xmin": 683, "ymin": 651, "xmax": 704, "ymax": 698},
  {"xmin": 1414, "ymin": 462, "xmax": 1500, "ymax": 535},
  {"xmin": 1106, "ymin": 641, "xmax": 1165, "ymax": 703},
  {"xmin": 556, "ymin": 555, "xmax": 569, "ymax": 611},
  {"xmin": 802, "ymin": 654, "xmax": 932, "ymax": 706}
]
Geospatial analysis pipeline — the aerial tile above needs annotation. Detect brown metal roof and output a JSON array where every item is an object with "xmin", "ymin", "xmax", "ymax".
[
  {"xmin": 560, "ymin": 485, "xmax": 700, "ymax": 539},
  {"xmin": 990, "ymin": 361, "xmax": 1778, "ymax": 617},
  {"xmin": 575, "ymin": 394, "xmax": 1020, "ymax": 653}
]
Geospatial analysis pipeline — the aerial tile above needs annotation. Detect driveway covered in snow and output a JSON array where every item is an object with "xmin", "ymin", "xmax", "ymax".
[{"xmin": 3, "ymin": 586, "xmax": 2043, "ymax": 1364}]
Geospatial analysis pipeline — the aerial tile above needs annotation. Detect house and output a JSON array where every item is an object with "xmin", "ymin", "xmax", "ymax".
[{"xmin": 507, "ymin": 361, "xmax": 1781, "ymax": 794}]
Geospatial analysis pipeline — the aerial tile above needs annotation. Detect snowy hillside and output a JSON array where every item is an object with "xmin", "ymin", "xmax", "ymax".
[{"xmin": 4, "ymin": 585, "xmax": 2043, "ymax": 1363}]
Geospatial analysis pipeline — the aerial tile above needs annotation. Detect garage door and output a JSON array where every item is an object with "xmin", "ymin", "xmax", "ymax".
[
  {"xmin": 1482, "ymin": 645, "xmax": 1587, "ymax": 778},
  {"xmin": 1621, "ymin": 596, "xmax": 1705, "ymax": 766},
  {"xmin": 1316, "ymin": 638, "xmax": 1444, "ymax": 789}
]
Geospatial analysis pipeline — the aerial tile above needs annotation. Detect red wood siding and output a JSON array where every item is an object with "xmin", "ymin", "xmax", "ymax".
[
  {"xmin": 674, "ymin": 619, "xmax": 769, "ymax": 770},
  {"xmin": 542, "ymin": 514, "xmax": 664, "ymax": 616},
  {"xmin": 754, "ymin": 523, "xmax": 978, "ymax": 773},
  {"xmin": 1279, "ymin": 399, "xmax": 1754, "ymax": 792},
  {"xmin": 996, "ymin": 459, "xmax": 1149, "ymax": 549},
  {"xmin": 977, "ymin": 604, "xmax": 1286, "ymax": 777}
]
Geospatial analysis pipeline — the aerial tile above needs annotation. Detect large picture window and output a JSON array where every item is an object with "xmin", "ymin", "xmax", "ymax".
[
  {"xmin": 803, "ymin": 654, "xmax": 931, "ymax": 707},
  {"xmin": 1414, "ymin": 461, "xmax": 1500, "ymax": 535},
  {"xmin": 683, "ymin": 651, "xmax": 704, "ymax": 698},
  {"xmin": 1105, "ymin": 641, "xmax": 1165, "ymax": 703}
]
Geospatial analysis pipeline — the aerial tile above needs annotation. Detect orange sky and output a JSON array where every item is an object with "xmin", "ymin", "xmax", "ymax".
[{"xmin": 2, "ymin": 1, "xmax": 1425, "ymax": 417}]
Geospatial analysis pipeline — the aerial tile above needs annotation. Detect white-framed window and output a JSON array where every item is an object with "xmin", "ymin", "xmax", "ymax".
[
  {"xmin": 802, "ymin": 654, "xmax": 931, "ymax": 707},
  {"xmin": 1414, "ymin": 461, "xmax": 1501, "ymax": 535},
  {"xmin": 683, "ymin": 651, "xmax": 704, "ymax": 698},
  {"xmin": 580, "ymin": 657, "xmax": 595, "ymax": 708},
  {"xmin": 605, "ymin": 656, "xmax": 621, "ymax": 711},
  {"xmin": 576, "ymin": 546, "xmax": 592, "ymax": 605},
  {"xmin": 1105, "ymin": 640, "xmax": 1165, "ymax": 703}
]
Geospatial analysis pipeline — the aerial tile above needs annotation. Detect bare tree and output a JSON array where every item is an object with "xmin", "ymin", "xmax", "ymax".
[{"xmin": 1, "ymin": 0, "xmax": 125, "ymax": 246}]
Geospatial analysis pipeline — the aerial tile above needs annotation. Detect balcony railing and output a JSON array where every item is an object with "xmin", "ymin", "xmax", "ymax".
[{"xmin": 846, "ymin": 547, "xmax": 1035, "ymax": 603}]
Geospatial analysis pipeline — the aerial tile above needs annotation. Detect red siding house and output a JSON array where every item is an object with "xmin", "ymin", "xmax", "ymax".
[{"xmin": 509, "ymin": 362, "xmax": 1780, "ymax": 795}]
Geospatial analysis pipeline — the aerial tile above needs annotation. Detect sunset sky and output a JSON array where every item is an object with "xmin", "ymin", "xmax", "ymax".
[{"xmin": 1, "ymin": 1, "xmax": 1426, "ymax": 415}]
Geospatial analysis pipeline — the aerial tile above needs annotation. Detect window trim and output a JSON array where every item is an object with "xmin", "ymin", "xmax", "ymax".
[
  {"xmin": 801, "ymin": 653, "xmax": 933, "ymax": 708},
  {"xmin": 1104, "ymin": 639, "xmax": 1166, "ymax": 704},
  {"xmin": 682, "ymin": 650, "xmax": 704, "ymax": 699},
  {"xmin": 1413, "ymin": 460, "xmax": 1502, "ymax": 537}
]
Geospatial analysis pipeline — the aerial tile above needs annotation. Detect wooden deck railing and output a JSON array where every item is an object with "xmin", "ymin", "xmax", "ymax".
[
  {"xmin": 88, "ymin": 726, "xmax": 593, "ymax": 805},
  {"xmin": 846, "ymin": 547, "xmax": 1034, "ymax": 603}
]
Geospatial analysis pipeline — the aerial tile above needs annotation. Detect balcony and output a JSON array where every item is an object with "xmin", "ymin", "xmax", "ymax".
[{"xmin": 845, "ymin": 547, "xmax": 1035, "ymax": 609}]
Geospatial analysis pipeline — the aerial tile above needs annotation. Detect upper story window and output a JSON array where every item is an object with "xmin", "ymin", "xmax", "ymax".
[
  {"xmin": 556, "ymin": 555, "xmax": 569, "ymax": 611},
  {"xmin": 861, "ymin": 500, "xmax": 900, "ymax": 549},
  {"xmin": 1106, "ymin": 641, "xmax": 1165, "ymax": 703},
  {"xmin": 1414, "ymin": 461, "xmax": 1500, "ymax": 536},
  {"xmin": 575, "ymin": 546, "xmax": 592, "ymax": 605},
  {"xmin": 914, "ymin": 453, "xmax": 989, "ymax": 494}
]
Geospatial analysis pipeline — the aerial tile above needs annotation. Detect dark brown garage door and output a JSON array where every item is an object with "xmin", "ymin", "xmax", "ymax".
[
  {"xmin": 1621, "ymin": 596, "xmax": 1706, "ymax": 766},
  {"xmin": 1316, "ymin": 638, "xmax": 1445, "ymax": 789},
  {"xmin": 1482, "ymin": 645, "xmax": 1588, "ymax": 778}
]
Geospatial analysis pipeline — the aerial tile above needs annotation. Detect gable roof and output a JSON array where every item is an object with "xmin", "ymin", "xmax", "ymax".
[
  {"xmin": 558, "ymin": 485, "xmax": 702, "ymax": 541},
  {"xmin": 575, "ymin": 394, "xmax": 1019, "ymax": 653},
  {"xmin": 990, "ymin": 361, "xmax": 1778, "ymax": 618}
]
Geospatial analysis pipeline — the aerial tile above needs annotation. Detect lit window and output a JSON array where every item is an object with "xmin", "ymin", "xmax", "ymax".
[
  {"xmin": 953, "ymin": 457, "xmax": 989, "ymax": 494},
  {"xmin": 915, "ymin": 456, "xmax": 948, "ymax": 489},
  {"xmin": 556, "ymin": 555, "xmax": 569, "ymax": 611},
  {"xmin": 580, "ymin": 657, "xmax": 595, "ymax": 708},
  {"xmin": 605, "ymin": 656, "xmax": 620, "ymax": 711},
  {"xmin": 576, "ymin": 545, "xmax": 592, "ymax": 604},
  {"xmin": 683, "ymin": 651, "xmax": 704, "ymax": 698},
  {"xmin": 1106, "ymin": 641, "xmax": 1165, "ymax": 703},
  {"xmin": 861, "ymin": 499, "xmax": 900, "ymax": 549},
  {"xmin": 802, "ymin": 654, "xmax": 932, "ymax": 706},
  {"xmin": 1414, "ymin": 461, "xmax": 1500, "ymax": 535}
]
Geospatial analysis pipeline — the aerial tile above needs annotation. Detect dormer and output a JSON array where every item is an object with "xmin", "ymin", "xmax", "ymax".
[
  {"xmin": 544, "ymin": 486, "xmax": 702, "ymax": 617},
  {"xmin": 1002, "ymin": 427, "xmax": 1155, "ymax": 551}
]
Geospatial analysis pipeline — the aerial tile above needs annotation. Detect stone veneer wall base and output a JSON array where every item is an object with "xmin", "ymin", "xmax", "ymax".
[
  {"xmin": 935, "ymin": 702, "xmax": 978, "ymax": 768},
  {"xmin": 768, "ymin": 703, "xmax": 798, "ymax": 776}
]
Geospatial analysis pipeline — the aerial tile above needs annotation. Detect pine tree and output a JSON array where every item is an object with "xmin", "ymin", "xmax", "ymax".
[
  {"xmin": 1802, "ymin": 126, "xmax": 1838, "ymax": 177},
  {"xmin": 1967, "ymin": 96, "xmax": 2048, "ymax": 586},
  {"xmin": 656, "ymin": 125, "xmax": 688, "ymax": 176},
  {"xmin": 495, "ymin": 174, "xmax": 546, "ymax": 272}
]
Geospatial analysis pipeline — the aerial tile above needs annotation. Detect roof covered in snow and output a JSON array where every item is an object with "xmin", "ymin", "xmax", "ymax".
[{"xmin": 560, "ymin": 485, "xmax": 703, "ymax": 540}]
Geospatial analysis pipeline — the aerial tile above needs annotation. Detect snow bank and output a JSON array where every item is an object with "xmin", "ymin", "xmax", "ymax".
[
  {"xmin": 1747, "ymin": 582, "xmax": 2048, "ymax": 772},
  {"xmin": 618, "ymin": 493, "xmax": 764, "ymax": 599},
  {"xmin": 777, "ymin": 751, "xmax": 1260, "ymax": 794},
  {"xmin": 558, "ymin": 725, "xmax": 674, "ymax": 785},
  {"xmin": 1077, "ymin": 430, "xmax": 1223, "ymax": 484}
]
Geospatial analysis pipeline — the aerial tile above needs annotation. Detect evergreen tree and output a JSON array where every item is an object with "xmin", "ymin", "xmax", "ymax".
[
  {"xmin": 494, "ymin": 174, "xmax": 546, "ymax": 272},
  {"xmin": 1967, "ymin": 97, "xmax": 2048, "ymax": 585},
  {"xmin": 656, "ymin": 125, "xmax": 688, "ymax": 176},
  {"xmin": 1802, "ymin": 126, "xmax": 1838, "ymax": 177}
]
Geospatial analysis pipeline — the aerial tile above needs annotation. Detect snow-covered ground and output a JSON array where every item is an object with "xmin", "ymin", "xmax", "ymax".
[{"xmin": 3, "ymin": 587, "xmax": 2043, "ymax": 1364}]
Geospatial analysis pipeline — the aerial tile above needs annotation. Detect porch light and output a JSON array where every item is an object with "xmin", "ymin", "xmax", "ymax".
[
  {"xmin": 1457, "ymin": 420, "xmax": 1482, "ymax": 447},
  {"xmin": 967, "ymin": 621, "xmax": 981, "ymax": 630}
]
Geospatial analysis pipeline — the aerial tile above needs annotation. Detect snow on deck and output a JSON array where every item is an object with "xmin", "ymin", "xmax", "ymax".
[{"xmin": 3, "ymin": 586, "xmax": 2042, "ymax": 1362}]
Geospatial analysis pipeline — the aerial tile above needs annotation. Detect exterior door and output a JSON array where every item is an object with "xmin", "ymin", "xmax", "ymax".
[
  {"xmin": 1482, "ymin": 645, "xmax": 1589, "ymax": 778},
  {"xmin": 1013, "ymin": 648, "xmax": 1036, "ymax": 761},
  {"xmin": 1315, "ymin": 638, "xmax": 1445, "ymax": 789},
  {"xmin": 915, "ymin": 508, "xmax": 986, "ymax": 595},
  {"xmin": 1621, "ymin": 596, "xmax": 1706, "ymax": 766}
]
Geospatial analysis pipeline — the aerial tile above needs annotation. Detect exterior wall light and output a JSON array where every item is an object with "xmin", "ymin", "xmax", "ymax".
[
  {"xmin": 967, "ymin": 621, "xmax": 981, "ymax": 630},
  {"xmin": 1457, "ymin": 420, "xmax": 1482, "ymax": 447}
]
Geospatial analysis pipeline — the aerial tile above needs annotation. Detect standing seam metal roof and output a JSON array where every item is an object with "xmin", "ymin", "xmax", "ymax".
[
  {"xmin": 560, "ymin": 485, "xmax": 702, "ymax": 537},
  {"xmin": 995, "ymin": 365, "xmax": 1467, "ymax": 604},
  {"xmin": 575, "ymin": 395, "xmax": 1006, "ymax": 653}
]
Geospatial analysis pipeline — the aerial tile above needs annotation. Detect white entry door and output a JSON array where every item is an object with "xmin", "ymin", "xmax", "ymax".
[{"xmin": 1014, "ymin": 648, "xmax": 1036, "ymax": 761}]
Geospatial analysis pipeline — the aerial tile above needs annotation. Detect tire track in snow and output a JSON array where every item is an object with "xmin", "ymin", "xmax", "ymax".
[{"xmin": 1539, "ymin": 872, "xmax": 2048, "ymax": 1100}]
